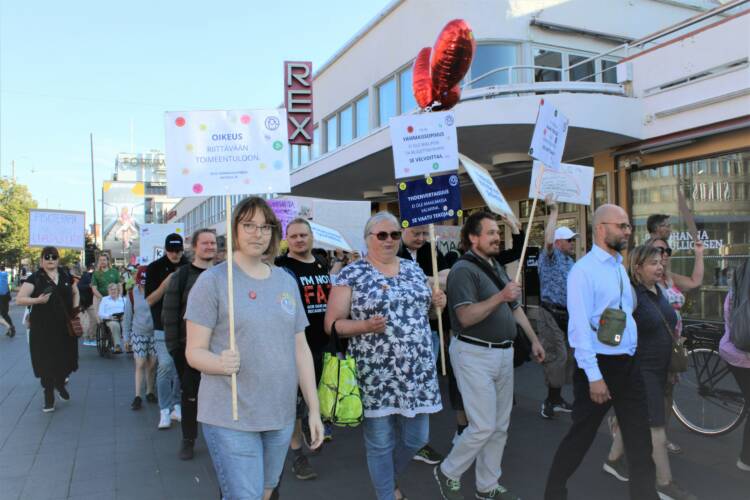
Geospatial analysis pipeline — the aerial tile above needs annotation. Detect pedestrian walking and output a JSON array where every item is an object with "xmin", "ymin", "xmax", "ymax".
[
  {"xmin": 15, "ymin": 247, "xmax": 79, "ymax": 412},
  {"xmin": 434, "ymin": 211, "xmax": 544, "ymax": 500},
  {"xmin": 98, "ymin": 283, "xmax": 126, "ymax": 353},
  {"xmin": 145, "ymin": 233, "xmax": 188, "ymax": 430},
  {"xmin": 123, "ymin": 266, "xmax": 157, "ymax": 410},
  {"xmin": 185, "ymin": 196, "xmax": 323, "ymax": 499},
  {"xmin": 77, "ymin": 264, "xmax": 97, "ymax": 345},
  {"xmin": 544, "ymin": 204, "xmax": 658, "ymax": 500},
  {"xmin": 91, "ymin": 254, "xmax": 121, "ymax": 324},
  {"xmin": 0, "ymin": 264, "xmax": 16, "ymax": 337},
  {"xmin": 163, "ymin": 228, "xmax": 217, "ymax": 460}
]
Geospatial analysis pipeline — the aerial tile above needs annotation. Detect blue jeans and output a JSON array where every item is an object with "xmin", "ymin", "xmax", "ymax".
[
  {"xmin": 154, "ymin": 330, "xmax": 180, "ymax": 411},
  {"xmin": 203, "ymin": 422, "xmax": 294, "ymax": 500},
  {"xmin": 363, "ymin": 413, "xmax": 429, "ymax": 500}
]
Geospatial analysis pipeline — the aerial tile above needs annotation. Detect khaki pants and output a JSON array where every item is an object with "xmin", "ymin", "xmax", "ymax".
[
  {"xmin": 81, "ymin": 305, "xmax": 98, "ymax": 339},
  {"xmin": 537, "ymin": 307, "xmax": 575, "ymax": 389},
  {"xmin": 105, "ymin": 320, "xmax": 122, "ymax": 350}
]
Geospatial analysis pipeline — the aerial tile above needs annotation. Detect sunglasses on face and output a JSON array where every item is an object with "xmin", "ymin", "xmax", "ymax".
[
  {"xmin": 658, "ymin": 247, "xmax": 673, "ymax": 257},
  {"xmin": 43, "ymin": 254, "xmax": 59, "ymax": 261},
  {"xmin": 566, "ymin": 238, "xmax": 576, "ymax": 243},
  {"xmin": 369, "ymin": 231, "xmax": 401, "ymax": 241}
]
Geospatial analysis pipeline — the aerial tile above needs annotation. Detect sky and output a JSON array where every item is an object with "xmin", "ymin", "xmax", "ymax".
[{"xmin": 0, "ymin": 0, "xmax": 392, "ymax": 229}]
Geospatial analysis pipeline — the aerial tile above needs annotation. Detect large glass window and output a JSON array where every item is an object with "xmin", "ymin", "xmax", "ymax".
[
  {"xmin": 470, "ymin": 43, "xmax": 517, "ymax": 87},
  {"xmin": 340, "ymin": 105, "xmax": 353, "ymax": 146},
  {"xmin": 355, "ymin": 94, "xmax": 369, "ymax": 138},
  {"xmin": 534, "ymin": 48, "xmax": 562, "ymax": 82},
  {"xmin": 378, "ymin": 78, "xmax": 397, "ymax": 126},
  {"xmin": 568, "ymin": 54, "xmax": 595, "ymax": 82},
  {"xmin": 325, "ymin": 115, "xmax": 337, "ymax": 153},
  {"xmin": 399, "ymin": 67, "xmax": 417, "ymax": 114}
]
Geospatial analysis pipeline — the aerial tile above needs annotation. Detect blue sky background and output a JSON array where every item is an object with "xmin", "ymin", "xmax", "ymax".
[{"xmin": 0, "ymin": 0, "xmax": 391, "ymax": 228}]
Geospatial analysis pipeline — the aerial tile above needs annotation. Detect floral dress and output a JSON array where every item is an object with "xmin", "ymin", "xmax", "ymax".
[{"xmin": 334, "ymin": 258, "xmax": 442, "ymax": 418}]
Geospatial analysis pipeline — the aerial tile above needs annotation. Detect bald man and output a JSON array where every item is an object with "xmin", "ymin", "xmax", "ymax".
[{"xmin": 545, "ymin": 204, "xmax": 657, "ymax": 500}]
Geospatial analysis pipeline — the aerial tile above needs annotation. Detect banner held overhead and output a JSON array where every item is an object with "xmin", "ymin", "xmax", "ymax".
[
  {"xmin": 459, "ymin": 154, "xmax": 514, "ymax": 219},
  {"xmin": 529, "ymin": 161, "xmax": 594, "ymax": 205},
  {"xmin": 390, "ymin": 111, "xmax": 458, "ymax": 179},
  {"xmin": 29, "ymin": 209, "xmax": 85, "ymax": 250},
  {"xmin": 528, "ymin": 99, "xmax": 569, "ymax": 171},
  {"xmin": 397, "ymin": 173, "xmax": 462, "ymax": 228}
]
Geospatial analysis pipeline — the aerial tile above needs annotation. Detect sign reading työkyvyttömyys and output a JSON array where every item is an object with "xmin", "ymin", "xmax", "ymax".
[
  {"xmin": 164, "ymin": 109, "xmax": 290, "ymax": 197},
  {"xmin": 528, "ymin": 99, "xmax": 569, "ymax": 171},
  {"xmin": 397, "ymin": 173, "xmax": 462, "ymax": 228},
  {"xmin": 390, "ymin": 111, "xmax": 458, "ymax": 179}
]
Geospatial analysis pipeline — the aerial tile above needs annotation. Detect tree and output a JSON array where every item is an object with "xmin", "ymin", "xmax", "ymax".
[{"xmin": 0, "ymin": 179, "xmax": 38, "ymax": 270}]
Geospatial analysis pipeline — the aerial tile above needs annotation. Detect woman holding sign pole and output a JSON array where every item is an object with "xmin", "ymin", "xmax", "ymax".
[{"xmin": 185, "ymin": 196, "xmax": 323, "ymax": 500}]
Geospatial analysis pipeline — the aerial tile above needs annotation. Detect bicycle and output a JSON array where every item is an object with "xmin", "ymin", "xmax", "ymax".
[
  {"xmin": 671, "ymin": 320, "xmax": 747, "ymax": 436},
  {"xmin": 96, "ymin": 313, "xmax": 123, "ymax": 359}
]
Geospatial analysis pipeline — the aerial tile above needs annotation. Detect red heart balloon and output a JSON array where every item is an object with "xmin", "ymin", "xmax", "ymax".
[
  {"xmin": 431, "ymin": 19, "xmax": 476, "ymax": 97},
  {"xmin": 412, "ymin": 47, "xmax": 434, "ymax": 109},
  {"xmin": 433, "ymin": 84, "xmax": 461, "ymax": 111}
]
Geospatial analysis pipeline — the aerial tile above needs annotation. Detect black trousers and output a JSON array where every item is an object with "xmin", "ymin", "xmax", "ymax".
[
  {"xmin": 545, "ymin": 355, "xmax": 658, "ymax": 500},
  {"xmin": 729, "ymin": 365, "xmax": 750, "ymax": 464},
  {"xmin": 0, "ymin": 293, "xmax": 13, "ymax": 328},
  {"xmin": 40, "ymin": 376, "xmax": 64, "ymax": 392},
  {"xmin": 171, "ymin": 348, "xmax": 200, "ymax": 441}
]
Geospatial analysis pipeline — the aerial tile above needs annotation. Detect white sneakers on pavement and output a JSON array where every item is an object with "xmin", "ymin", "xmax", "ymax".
[
  {"xmin": 158, "ymin": 409, "xmax": 171, "ymax": 429},
  {"xmin": 171, "ymin": 404, "xmax": 182, "ymax": 422}
]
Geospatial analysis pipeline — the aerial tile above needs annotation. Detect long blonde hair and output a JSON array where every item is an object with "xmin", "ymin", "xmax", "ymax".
[{"xmin": 627, "ymin": 244, "xmax": 663, "ymax": 286}]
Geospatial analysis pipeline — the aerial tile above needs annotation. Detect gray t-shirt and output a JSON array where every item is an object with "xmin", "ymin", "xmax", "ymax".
[
  {"xmin": 185, "ymin": 262, "xmax": 309, "ymax": 432},
  {"xmin": 446, "ymin": 252, "xmax": 520, "ymax": 343}
]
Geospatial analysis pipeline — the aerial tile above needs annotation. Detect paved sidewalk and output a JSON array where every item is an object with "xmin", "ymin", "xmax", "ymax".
[{"xmin": 1, "ymin": 301, "xmax": 747, "ymax": 500}]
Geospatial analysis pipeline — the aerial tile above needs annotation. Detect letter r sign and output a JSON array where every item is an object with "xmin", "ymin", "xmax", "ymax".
[{"xmin": 284, "ymin": 61, "xmax": 313, "ymax": 146}]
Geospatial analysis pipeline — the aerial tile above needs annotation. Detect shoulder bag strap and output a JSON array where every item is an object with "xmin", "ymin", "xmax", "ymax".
[
  {"xmin": 459, "ymin": 253, "xmax": 507, "ymax": 292},
  {"xmin": 642, "ymin": 288, "xmax": 676, "ymax": 340}
]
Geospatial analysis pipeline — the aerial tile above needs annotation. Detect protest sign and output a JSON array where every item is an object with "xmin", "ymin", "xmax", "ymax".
[
  {"xmin": 435, "ymin": 225, "xmax": 461, "ymax": 256},
  {"xmin": 528, "ymin": 99, "xmax": 569, "ymax": 170},
  {"xmin": 529, "ymin": 161, "xmax": 594, "ymax": 205},
  {"xmin": 309, "ymin": 221, "xmax": 352, "ymax": 252},
  {"xmin": 390, "ymin": 111, "xmax": 458, "ymax": 179},
  {"xmin": 29, "ymin": 209, "xmax": 85, "ymax": 249},
  {"xmin": 397, "ymin": 173, "xmax": 462, "ymax": 228},
  {"xmin": 139, "ymin": 223, "xmax": 185, "ymax": 265},
  {"xmin": 164, "ymin": 109, "xmax": 290, "ymax": 197},
  {"xmin": 459, "ymin": 154, "xmax": 513, "ymax": 219}
]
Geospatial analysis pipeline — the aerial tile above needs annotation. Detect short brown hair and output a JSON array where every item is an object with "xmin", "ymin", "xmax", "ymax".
[
  {"xmin": 460, "ymin": 211, "xmax": 495, "ymax": 252},
  {"xmin": 231, "ymin": 196, "xmax": 281, "ymax": 257},
  {"xmin": 627, "ymin": 244, "xmax": 663, "ymax": 285},
  {"xmin": 286, "ymin": 217, "xmax": 311, "ymax": 234},
  {"xmin": 191, "ymin": 228, "xmax": 216, "ymax": 248}
]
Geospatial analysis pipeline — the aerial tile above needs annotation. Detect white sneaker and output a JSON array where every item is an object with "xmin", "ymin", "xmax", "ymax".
[
  {"xmin": 171, "ymin": 404, "xmax": 182, "ymax": 422},
  {"xmin": 158, "ymin": 409, "xmax": 171, "ymax": 429},
  {"xmin": 738, "ymin": 458, "xmax": 750, "ymax": 472}
]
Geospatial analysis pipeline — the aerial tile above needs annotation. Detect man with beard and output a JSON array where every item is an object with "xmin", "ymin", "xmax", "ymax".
[
  {"xmin": 544, "ymin": 204, "xmax": 658, "ymax": 500},
  {"xmin": 163, "ymin": 229, "xmax": 217, "ymax": 460},
  {"xmin": 435, "ymin": 211, "xmax": 544, "ymax": 500}
]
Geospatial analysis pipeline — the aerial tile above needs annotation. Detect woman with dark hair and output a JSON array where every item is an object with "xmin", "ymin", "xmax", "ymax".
[
  {"xmin": 185, "ymin": 196, "xmax": 323, "ymax": 499},
  {"xmin": 16, "ymin": 246, "xmax": 80, "ymax": 412}
]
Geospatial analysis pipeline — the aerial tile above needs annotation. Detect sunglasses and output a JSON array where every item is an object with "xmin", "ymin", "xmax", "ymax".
[
  {"xmin": 658, "ymin": 247, "xmax": 673, "ymax": 257},
  {"xmin": 43, "ymin": 254, "xmax": 59, "ymax": 261},
  {"xmin": 369, "ymin": 231, "xmax": 401, "ymax": 241},
  {"xmin": 566, "ymin": 238, "xmax": 576, "ymax": 243}
]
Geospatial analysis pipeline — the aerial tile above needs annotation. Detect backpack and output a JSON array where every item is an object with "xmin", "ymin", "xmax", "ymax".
[{"xmin": 729, "ymin": 259, "xmax": 750, "ymax": 352}]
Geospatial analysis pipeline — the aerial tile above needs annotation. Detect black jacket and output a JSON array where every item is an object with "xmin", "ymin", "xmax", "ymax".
[
  {"xmin": 396, "ymin": 242, "xmax": 449, "ymax": 275},
  {"xmin": 163, "ymin": 263, "xmax": 206, "ymax": 354}
]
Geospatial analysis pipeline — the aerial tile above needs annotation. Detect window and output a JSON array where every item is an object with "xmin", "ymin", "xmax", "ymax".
[
  {"xmin": 340, "ymin": 105, "xmax": 353, "ymax": 146},
  {"xmin": 300, "ymin": 145, "xmax": 310, "ymax": 164},
  {"xmin": 470, "ymin": 43, "xmax": 517, "ymax": 87},
  {"xmin": 325, "ymin": 115, "xmax": 337, "ymax": 153},
  {"xmin": 399, "ymin": 67, "xmax": 417, "ymax": 114},
  {"xmin": 291, "ymin": 145, "xmax": 300, "ymax": 167},
  {"xmin": 378, "ymin": 78, "xmax": 397, "ymax": 126},
  {"xmin": 602, "ymin": 59, "xmax": 617, "ymax": 83},
  {"xmin": 312, "ymin": 127, "xmax": 321, "ymax": 158},
  {"xmin": 355, "ymin": 94, "xmax": 369, "ymax": 138},
  {"xmin": 568, "ymin": 54, "xmax": 595, "ymax": 82},
  {"xmin": 534, "ymin": 49, "xmax": 562, "ymax": 82}
]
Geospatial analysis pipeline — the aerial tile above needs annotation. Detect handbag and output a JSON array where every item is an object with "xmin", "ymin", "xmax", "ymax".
[
  {"xmin": 643, "ymin": 289, "xmax": 688, "ymax": 373},
  {"xmin": 317, "ymin": 321, "xmax": 363, "ymax": 427}
]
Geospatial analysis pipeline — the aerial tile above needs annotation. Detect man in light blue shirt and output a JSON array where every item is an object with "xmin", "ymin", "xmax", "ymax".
[{"xmin": 545, "ymin": 204, "xmax": 658, "ymax": 500}]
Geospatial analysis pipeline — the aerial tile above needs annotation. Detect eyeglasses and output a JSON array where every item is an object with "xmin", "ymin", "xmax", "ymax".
[
  {"xmin": 369, "ymin": 231, "xmax": 402, "ymax": 241},
  {"xmin": 657, "ymin": 247, "xmax": 673, "ymax": 257},
  {"xmin": 600, "ymin": 222, "xmax": 633, "ymax": 231},
  {"xmin": 566, "ymin": 238, "xmax": 576, "ymax": 243},
  {"xmin": 43, "ymin": 254, "xmax": 59, "ymax": 261},
  {"xmin": 241, "ymin": 222, "xmax": 275, "ymax": 235}
]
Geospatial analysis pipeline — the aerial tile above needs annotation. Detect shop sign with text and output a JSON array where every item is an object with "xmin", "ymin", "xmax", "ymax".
[{"xmin": 284, "ymin": 61, "xmax": 313, "ymax": 145}]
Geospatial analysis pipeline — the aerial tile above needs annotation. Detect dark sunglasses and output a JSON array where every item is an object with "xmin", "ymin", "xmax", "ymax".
[
  {"xmin": 369, "ymin": 231, "xmax": 401, "ymax": 241},
  {"xmin": 658, "ymin": 247, "xmax": 673, "ymax": 257},
  {"xmin": 43, "ymin": 254, "xmax": 59, "ymax": 261},
  {"xmin": 566, "ymin": 238, "xmax": 576, "ymax": 243}
]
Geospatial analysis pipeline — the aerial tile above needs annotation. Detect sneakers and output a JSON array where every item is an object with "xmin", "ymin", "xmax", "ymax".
[
  {"xmin": 552, "ymin": 399, "xmax": 573, "ymax": 413},
  {"xmin": 656, "ymin": 481, "xmax": 698, "ymax": 500},
  {"xmin": 158, "ymin": 409, "xmax": 171, "ymax": 429},
  {"xmin": 43, "ymin": 390, "xmax": 55, "ymax": 413},
  {"xmin": 666, "ymin": 441, "xmax": 682, "ymax": 454},
  {"xmin": 131, "ymin": 396, "xmax": 142, "ymax": 410},
  {"xmin": 434, "ymin": 465, "xmax": 463, "ymax": 500},
  {"xmin": 56, "ymin": 384, "xmax": 70, "ymax": 401},
  {"xmin": 179, "ymin": 439, "xmax": 195, "ymax": 460},
  {"xmin": 6, "ymin": 326, "xmax": 15, "ymax": 337},
  {"xmin": 414, "ymin": 444, "xmax": 444, "ymax": 465},
  {"xmin": 324, "ymin": 422, "xmax": 333, "ymax": 442},
  {"xmin": 602, "ymin": 457, "xmax": 629, "ymax": 482},
  {"xmin": 171, "ymin": 404, "xmax": 182, "ymax": 422},
  {"xmin": 145, "ymin": 393, "xmax": 157, "ymax": 404},
  {"xmin": 291, "ymin": 454, "xmax": 317, "ymax": 480},
  {"xmin": 738, "ymin": 458, "xmax": 750, "ymax": 471},
  {"xmin": 541, "ymin": 400, "xmax": 555, "ymax": 419},
  {"xmin": 475, "ymin": 484, "xmax": 519, "ymax": 500}
]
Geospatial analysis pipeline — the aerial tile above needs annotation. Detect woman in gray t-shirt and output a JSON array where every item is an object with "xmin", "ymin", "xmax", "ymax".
[{"xmin": 185, "ymin": 197, "xmax": 323, "ymax": 500}]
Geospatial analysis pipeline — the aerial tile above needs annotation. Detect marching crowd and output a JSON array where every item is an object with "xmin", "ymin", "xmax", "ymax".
[{"xmin": 3, "ymin": 195, "xmax": 749, "ymax": 500}]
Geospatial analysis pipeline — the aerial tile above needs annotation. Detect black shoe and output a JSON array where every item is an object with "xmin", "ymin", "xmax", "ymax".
[
  {"xmin": 43, "ymin": 390, "xmax": 55, "ymax": 413},
  {"xmin": 131, "ymin": 396, "xmax": 142, "ymax": 410},
  {"xmin": 145, "ymin": 393, "xmax": 157, "ymax": 404},
  {"xmin": 291, "ymin": 454, "xmax": 317, "ymax": 480},
  {"xmin": 179, "ymin": 439, "xmax": 195, "ymax": 460},
  {"xmin": 541, "ymin": 399, "xmax": 555, "ymax": 419},
  {"xmin": 7, "ymin": 326, "xmax": 15, "ymax": 337},
  {"xmin": 552, "ymin": 398, "xmax": 573, "ymax": 413},
  {"xmin": 413, "ymin": 444, "xmax": 443, "ymax": 465},
  {"xmin": 56, "ymin": 384, "xmax": 70, "ymax": 401}
]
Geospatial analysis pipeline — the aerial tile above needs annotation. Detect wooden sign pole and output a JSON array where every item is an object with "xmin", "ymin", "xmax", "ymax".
[
  {"xmin": 513, "ymin": 164, "xmax": 545, "ymax": 284},
  {"xmin": 429, "ymin": 223, "xmax": 447, "ymax": 376},
  {"xmin": 225, "ymin": 195, "xmax": 239, "ymax": 421}
]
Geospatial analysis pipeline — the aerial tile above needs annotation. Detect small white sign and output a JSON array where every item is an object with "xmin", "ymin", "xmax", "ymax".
[
  {"xmin": 459, "ymin": 154, "xmax": 514, "ymax": 219},
  {"xmin": 389, "ymin": 111, "xmax": 458, "ymax": 179},
  {"xmin": 139, "ymin": 223, "xmax": 185, "ymax": 265},
  {"xmin": 309, "ymin": 221, "xmax": 352, "ymax": 252},
  {"xmin": 529, "ymin": 161, "xmax": 594, "ymax": 205},
  {"xmin": 29, "ymin": 209, "xmax": 85, "ymax": 249},
  {"xmin": 528, "ymin": 99, "xmax": 569, "ymax": 171},
  {"xmin": 164, "ymin": 109, "xmax": 290, "ymax": 197}
]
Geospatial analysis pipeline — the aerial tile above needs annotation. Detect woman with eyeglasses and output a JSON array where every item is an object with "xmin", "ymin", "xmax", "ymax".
[
  {"xmin": 325, "ymin": 211, "xmax": 446, "ymax": 500},
  {"xmin": 185, "ymin": 196, "xmax": 323, "ymax": 500},
  {"xmin": 16, "ymin": 246, "xmax": 80, "ymax": 413}
]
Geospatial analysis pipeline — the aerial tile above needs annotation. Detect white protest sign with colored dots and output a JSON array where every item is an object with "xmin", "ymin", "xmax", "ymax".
[
  {"xmin": 389, "ymin": 111, "xmax": 458, "ymax": 179},
  {"xmin": 528, "ymin": 99, "xmax": 569, "ymax": 171},
  {"xmin": 164, "ymin": 109, "xmax": 291, "ymax": 197}
]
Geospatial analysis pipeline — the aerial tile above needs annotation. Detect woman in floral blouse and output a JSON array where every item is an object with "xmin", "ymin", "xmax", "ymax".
[{"xmin": 326, "ymin": 211, "xmax": 446, "ymax": 500}]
